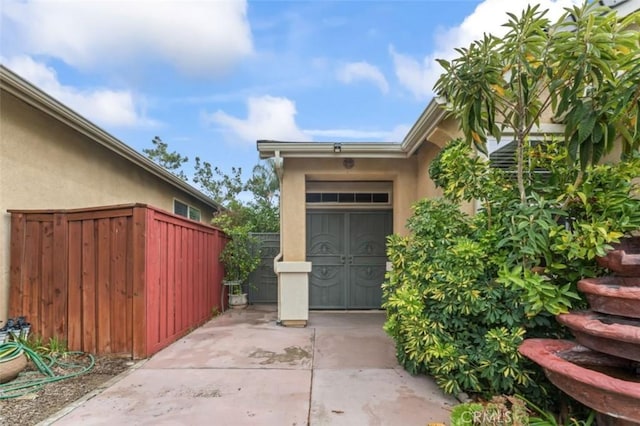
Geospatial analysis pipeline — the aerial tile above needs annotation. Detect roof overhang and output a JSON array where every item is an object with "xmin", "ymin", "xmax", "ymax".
[
  {"xmin": 0, "ymin": 65, "xmax": 221, "ymax": 212},
  {"xmin": 257, "ymin": 141, "xmax": 407, "ymax": 159},
  {"xmin": 257, "ymin": 99, "xmax": 448, "ymax": 160},
  {"xmin": 400, "ymin": 97, "xmax": 447, "ymax": 156}
]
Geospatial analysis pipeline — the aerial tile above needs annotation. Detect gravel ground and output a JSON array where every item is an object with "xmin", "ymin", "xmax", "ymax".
[{"xmin": 0, "ymin": 355, "xmax": 133, "ymax": 426}]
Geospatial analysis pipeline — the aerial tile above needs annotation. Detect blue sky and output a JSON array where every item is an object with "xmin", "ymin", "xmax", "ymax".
[{"xmin": 1, "ymin": 0, "xmax": 576, "ymax": 181}]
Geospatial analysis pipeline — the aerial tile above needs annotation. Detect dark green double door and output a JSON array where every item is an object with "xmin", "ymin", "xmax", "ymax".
[{"xmin": 307, "ymin": 211, "xmax": 392, "ymax": 309}]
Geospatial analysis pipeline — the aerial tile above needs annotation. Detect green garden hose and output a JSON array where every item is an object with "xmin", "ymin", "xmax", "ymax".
[{"xmin": 0, "ymin": 342, "xmax": 95, "ymax": 399}]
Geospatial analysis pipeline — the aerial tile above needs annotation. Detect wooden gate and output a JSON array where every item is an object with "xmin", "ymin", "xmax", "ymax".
[{"xmin": 8, "ymin": 204, "xmax": 227, "ymax": 358}]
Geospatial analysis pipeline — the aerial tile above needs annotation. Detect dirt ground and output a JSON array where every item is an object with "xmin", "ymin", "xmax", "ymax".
[{"xmin": 0, "ymin": 355, "xmax": 133, "ymax": 426}]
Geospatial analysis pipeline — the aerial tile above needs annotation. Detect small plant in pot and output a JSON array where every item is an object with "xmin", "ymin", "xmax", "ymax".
[{"xmin": 214, "ymin": 212, "xmax": 260, "ymax": 309}]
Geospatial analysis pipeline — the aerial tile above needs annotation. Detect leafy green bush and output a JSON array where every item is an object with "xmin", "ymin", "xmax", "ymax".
[
  {"xmin": 383, "ymin": 139, "xmax": 640, "ymax": 404},
  {"xmin": 213, "ymin": 212, "xmax": 261, "ymax": 293},
  {"xmin": 384, "ymin": 197, "xmax": 546, "ymax": 398}
]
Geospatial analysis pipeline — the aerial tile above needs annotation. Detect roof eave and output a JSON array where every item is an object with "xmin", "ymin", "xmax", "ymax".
[
  {"xmin": 0, "ymin": 66, "xmax": 221, "ymax": 212},
  {"xmin": 257, "ymin": 141, "xmax": 407, "ymax": 159},
  {"xmin": 400, "ymin": 97, "xmax": 447, "ymax": 156}
]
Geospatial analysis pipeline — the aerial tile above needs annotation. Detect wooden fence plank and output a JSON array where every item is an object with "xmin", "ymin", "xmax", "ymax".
[
  {"xmin": 158, "ymin": 220, "xmax": 168, "ymax": 344},
  {"xmin": 124, "ymin": 216, "xmax": 134, "ymax": 356},
  {"xmin": 166, "ymin": 223, "xmax": 176, "ymax": 339},
  {"xmin": 198, "ymin": 230, "xmax": 206, "ymax": 321},
  {"xmin": 96, "ymin": 218, "xmax": 111, "ymax": 355},
  {"xmin": 52, "ymin": 214, "xmax": 68, "ymax": 338},
  {"xmin": 25, "ymin": 221, "xmax": 40, "ymax": 336},
  {"xmin": 146, "ymin": 210, "xmax": 160, "ymax": 354},
  {"xmin": 174, "ymin": 226, "xmax": 184, "ymax": 333},
  {"xmin": 40, "ymin": 221, "xmax": 54, "ymax": 339},
  {"xmin": 181, "ymin": 227, "xmax": 189, "ymax": 331},
  {"xmin": 131, "ymin": 207, "xmax": 147, "ymax": 359},
  {"xmin": 187, "ymin": 228, "xmax": 194, "ymax": 325},
  {"xmin": 67, "ymin": 221, "xmax": 83, "ymax": 350},
  {"xmin": 110, "ymin": 216, "xmax": 128, "ymax": 354},
  {"xmin": 9, "ymin": 214, "xmax": 26, "ymax": 317},
  {"xmin": 81, "ymin": 220, "xmax": 97, "ymax": 354}
]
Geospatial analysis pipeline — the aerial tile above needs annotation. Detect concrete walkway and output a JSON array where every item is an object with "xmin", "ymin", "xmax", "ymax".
[{"xmin": 46, "ymin": 305, "xmax": 457, "ymax": 425}]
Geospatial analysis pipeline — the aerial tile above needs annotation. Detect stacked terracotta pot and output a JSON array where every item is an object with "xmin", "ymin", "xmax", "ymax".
[{"xmin": 520, "ymin": 237, "xmax": 640, "ymax": 426}]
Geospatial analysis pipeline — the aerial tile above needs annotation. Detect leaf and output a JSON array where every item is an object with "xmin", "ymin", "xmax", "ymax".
[
  {"xmin": 635, "ymin": 100, "xmax": 640, "ymax": 139},
  {"xmin": 578, "ymin": 112, "xmax": 597, "ymax": 144},
  {"xmin": 580, "ymin": 138, "xmax": 593, "ymax": 170},
  {"xmin": 568, "ymin": 133, "xmax": 580, "ymax": 162},
  {"xmin": 491, "ymin": 84, "xmax": 505, "ymax": 96}
]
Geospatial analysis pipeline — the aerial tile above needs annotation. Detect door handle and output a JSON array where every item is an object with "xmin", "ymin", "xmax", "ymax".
[
  {"xmin": 348, "ymin": 256, "xmax": 353, "ymax": 264},
  {"xmin": 340, "ymin": 255, "xmax": 345, "ymax": 264}
]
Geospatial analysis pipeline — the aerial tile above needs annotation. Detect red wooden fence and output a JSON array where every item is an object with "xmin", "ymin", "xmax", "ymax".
[{"xmin": 9, "ymin": 204, "xmax": 226, "ymax": 358}]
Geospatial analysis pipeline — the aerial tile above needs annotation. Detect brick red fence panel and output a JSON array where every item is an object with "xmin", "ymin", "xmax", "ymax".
[{"xmin": 9, "ymin": 204, "xmax": 225, "ymax": 358}]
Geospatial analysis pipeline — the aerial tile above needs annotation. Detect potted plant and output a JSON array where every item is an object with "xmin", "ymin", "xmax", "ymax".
[{"xmin": 214, "ymin": 213, "xmax": 261, "ymax": 309}]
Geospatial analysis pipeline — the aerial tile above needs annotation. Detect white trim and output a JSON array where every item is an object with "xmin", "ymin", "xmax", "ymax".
[
  {"xmin": 257, "ymin": 141, "xmax": 406, "ymax": 159},
  {"xmin": 602, "ymin": 0, "xmax": 640, "ymax": 16},
  {"xmin": 400, "ymin": 98, "xmax": 447, "ymax": 156},
  {"xmin": 274, "ymin": 261, "xmax": 312, "ymax": 273}
]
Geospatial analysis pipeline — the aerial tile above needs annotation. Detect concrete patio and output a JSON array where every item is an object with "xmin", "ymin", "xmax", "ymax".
[{"xmin": 45, "ymin": 305, "xmax": 457, "ymax": 425}]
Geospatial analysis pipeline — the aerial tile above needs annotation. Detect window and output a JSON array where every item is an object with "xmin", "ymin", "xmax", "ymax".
[
  {"xmin": 173, "ymin": 199, "xmax": 201, "ymax": 221},
  {"xmin": 305, "ymin": 192, "xmax": 389, "ymax": 204},
  {"xmin": 488, "ymin": 139, "xmax": 550, "ymax": 179}
]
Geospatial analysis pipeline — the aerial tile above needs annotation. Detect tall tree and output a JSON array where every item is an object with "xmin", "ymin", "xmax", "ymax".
[
  {"xmin": 246, "ymin": 159, "xmax": 279, "ymax": 207},
  {"xmin": 192, "ymin": 157, "xmax": 244, "ymax": 206},
  {"xmin": 434, "ymin": 2, "xmax": 640, "ymax": 202},
  {"xmin": 143, "ymin": 136, "xmax": 280, "ymax": 231},
  {"xmin": 143, "ymin": 136, "xmax": 189, "ymax": 181}
]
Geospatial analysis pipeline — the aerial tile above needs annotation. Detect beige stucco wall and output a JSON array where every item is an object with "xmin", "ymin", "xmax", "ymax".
[
  {"xmin": 0, "ymin": 91, "xmax": 215, "ymax": 321},
  {"xmin": 415, "ymin": 118, "xmax": 475, "ymax": 215}
]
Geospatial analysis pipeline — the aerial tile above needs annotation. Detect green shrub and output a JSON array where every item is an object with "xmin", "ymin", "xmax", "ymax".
[
  {"xmin": 383, "ymin": 139, "xmax": 640, "ymax": 405},
  {"xmin": 384, "ymin": 198, "xmax": 547, "ymax": 398}
]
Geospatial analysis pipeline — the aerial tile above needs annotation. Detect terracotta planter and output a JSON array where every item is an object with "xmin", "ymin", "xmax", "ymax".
[
  {"xmin": 519, "ymin": 339, "xmax": 640, "ymax": 425},
  {"xmin": 596, "ymin": 237, "xmax": 640, "ymax": 277},
  {"xmin": 557, "ymin": 311, "xmax": 640, "ymax": 362},
  {"xmin": 578, "ymin": 277, "xmax": 640, "ymax": 318},
  {"xmin": 0, "ymin": 351, "xmax": 27, "ymax": 384}
]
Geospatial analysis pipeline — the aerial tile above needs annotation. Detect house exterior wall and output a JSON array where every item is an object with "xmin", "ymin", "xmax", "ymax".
[
  {"xmin": 0, "ymin": 90, "xmax": 215, "ymax": 321},
  {"xmin": 415, "ymin": 119, "xmax": 475, "ymax": 216},
  {"xmin": 280, "ymin": 156, "xmax": 419, "ymax": 263}
]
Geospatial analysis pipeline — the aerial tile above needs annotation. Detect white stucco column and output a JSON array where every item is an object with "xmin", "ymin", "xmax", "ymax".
[{"xmin": 274, "ymin": 261, "xmax": 312, "ymax": 327}]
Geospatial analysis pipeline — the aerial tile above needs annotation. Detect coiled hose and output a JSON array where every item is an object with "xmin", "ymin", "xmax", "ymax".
[{"xmin": 0, "ymin": 342, "xmax": 95, "ymax": 399}]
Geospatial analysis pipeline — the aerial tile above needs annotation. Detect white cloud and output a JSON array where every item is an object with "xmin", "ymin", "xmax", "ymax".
[
  {"xmin": 2, "ymin": 0, "xmax": 253, "ymax": 76},
  {"xmin": 305, "ymin": 129, "xmax": 392, "ymax": 140},
  {"xmin": 207, "ymin": 95, "xmax": 407, "ymax": 143},
  {"xmin": 391, "ymin": 0, "xmax": 578, "ymax": 100},
  {"xmin": 304, "ymin": 124, "xmax": 410, "ymax": 141},
  {"xmin": 385, "ymin": 124, "xmax": 411, "ymax": 142},
  {"xmin": 4, "ymin": 55, "xmax": 156, "ymax": 127},
  {"xmin": 207, "ymin": 96, "xmax": 308, "ymax": 144},
  {"xmin": 337, "ymin": 61, "xmax": 389, "ymax": 94}
]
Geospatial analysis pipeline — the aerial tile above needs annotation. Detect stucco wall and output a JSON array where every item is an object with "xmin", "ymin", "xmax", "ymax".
[
  {"xmin": 416, "ymin": 119, "xmax": 476, "ymax": 216},
  {"xmin": 280, "ymin": 156, "xmax": 419, "ymax": 262},
  {"xmin": 0, "ymin": 91, "xmax": 215, "ymax": 321}
]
